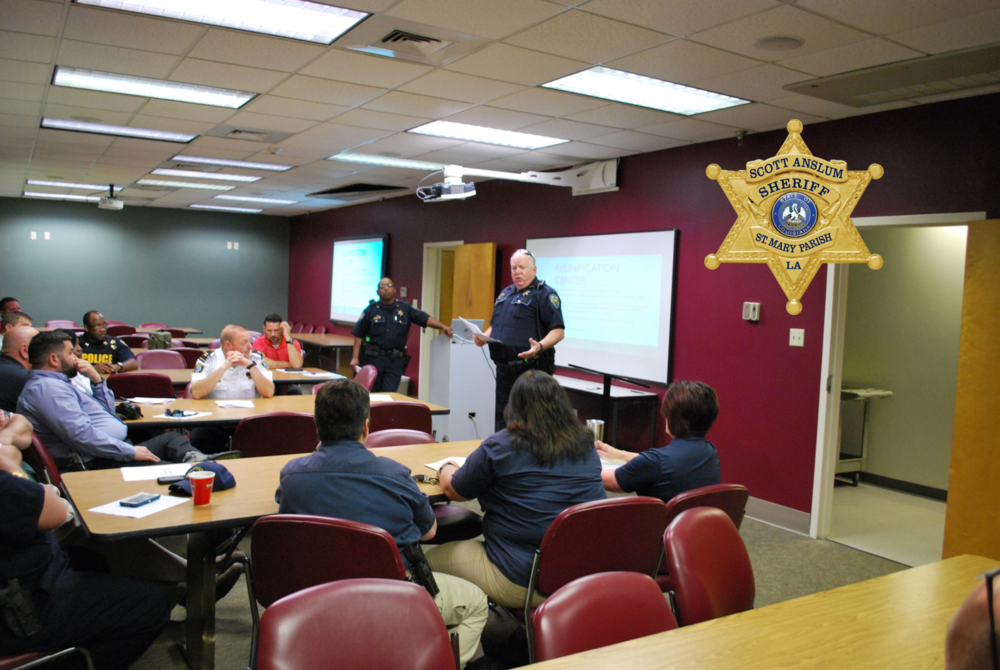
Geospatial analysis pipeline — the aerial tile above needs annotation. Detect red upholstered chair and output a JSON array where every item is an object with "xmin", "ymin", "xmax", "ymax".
[
  {"xmin": 135, "ymin": 349, "xmax": 186, "ymax": 370},
  {"xmin": 655, "ymin": 484, "xmax": 750, "ymax": 592},
  {"xmin": 104, "ymin": 320, "xmax": 125, "ymax": 327},
  {"xmin": 522, "ymin": 496, "xmax": 668, "ymax": 662},
  {"xmin": 121, "ymin": 334, "xmax": 148, "ymax": 349},
  {"xmin": 312, "ymin": 325, "xmax": 326, "ymax": 334},
  {"xmin": 246, "ymin": 515, "xmax": 409, "ymax": 668},
  {"xmin": 44, "ymin": 320, "xmax": 77, "ymax": 328},
  {"xmin": 299, "ymin": 324, "xmax": 315, "ymax": 334},
  {"xmin": 366, "ymin": 429, "xmax": 435, "ymax": 448},
  {"xmin": 291, "ymin": 323, "xmax": 304, "ymax": 333},
  {"xmin": 139, "ymin": 322, "xmax": 167, "ymax": 329},
  {"xmin": 663, "ymin": 507, "xmax": 755, "ymax": 626},
  {"xmin": 171, "ymin": 347, "xmax": 204, "ymax": 369},
  {"xmin": 255, "ymin": 579, "xmax": 458, "ymax": 670},
  {"xmin": 0, "ymin": 648, "xmax": 93, "ymax": 670},
  {"xmin": 106, "ymin": 372, "xmax": 176, "ymax": 400},
  {"xmin": 354, "ymin": 365, "xmax": 378, "ymax": 391},
  {"xmin": 208, "ymin": 339, "xmax": 221, "ymax": 350},
  {"xmin": 161, "ymin": 328, "xmax": 187, "ymax": 338},
  {"xmin": 247, "ymin": 330, "xmax": 262, "ymax": 340},
  {"xmin": 231, "ymin": 412, "xmax": 317, "ymax": 457},
  {"xmin": 369, "ymin": 401, "xmax": 431, "ymax": 434},
  {"xmin": 106, "ymin": 325, "xmax": 136, "ymax": 337},
  {"xmin": 171, "ymin": 339, "xmax": 199, "ymax": 348},
  {"xmin": 532, "ymin": 572, "xmax": 678, "ymax": 662},
  {"xmin": 25, "ymin": 434, "xmax": 64, "ymax": 488}
]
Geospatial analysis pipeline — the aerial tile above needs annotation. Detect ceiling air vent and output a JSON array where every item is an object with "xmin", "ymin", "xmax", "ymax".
[
  {"xmin": 307, "ymin": 183, "xmax": 408, "ymax": 202},
  {"xmin": 335, "ymin": 15, "xmax": 487, "ymax": 66},
  {"xmin": 205, "ymin": 125, "xmax": 294, "ymax": 144}
]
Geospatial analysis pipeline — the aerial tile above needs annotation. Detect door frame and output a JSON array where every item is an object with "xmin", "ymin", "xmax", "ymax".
[{"xmin": 418, "ymin": 240, "xmax": 463, "ymax": 401}]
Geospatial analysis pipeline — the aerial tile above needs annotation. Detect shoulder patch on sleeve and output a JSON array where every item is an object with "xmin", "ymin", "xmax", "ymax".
[{"xmin": 550, "ymin": 294, "xmax": 560, "ymax": 309}]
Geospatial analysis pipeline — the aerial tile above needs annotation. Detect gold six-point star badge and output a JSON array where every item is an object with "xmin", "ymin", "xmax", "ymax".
[{"xmin": 705, "ymin": 119, "xmax": 883, "ymax": 315}]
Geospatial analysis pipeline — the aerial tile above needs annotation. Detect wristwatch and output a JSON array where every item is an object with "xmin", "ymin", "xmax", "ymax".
[
  {"xmin": 246, "ymin": 361, "xmax": 257, "ymax": 370},
  {"xmin": 286, "ymin": 339, "xmax": 294, "ymax": 344}
]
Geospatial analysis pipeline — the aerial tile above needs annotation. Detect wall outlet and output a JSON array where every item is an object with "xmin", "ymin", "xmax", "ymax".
[
  {"xmin": 234, "ymin": 242, "xmax": 239, "ymax": 250},
  {"xmin": 227, "ymin": 241, "xmax": 232, "ymax": 249},
  {"xmin": 400, "ymin": 286, "xmax": 407, "ymax": 297},
  {"xmin": 742, "ymin": 302, "xmax": 760, "ymax": 322},
  {"xmin": 789, "ymin": 328, "xmax": 805, "ymax": 347}
]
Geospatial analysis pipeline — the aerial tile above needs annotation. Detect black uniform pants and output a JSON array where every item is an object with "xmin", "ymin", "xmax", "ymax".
[{"xmin": 364, "ymin": 355, "xmax": 409, "ymax": 393}]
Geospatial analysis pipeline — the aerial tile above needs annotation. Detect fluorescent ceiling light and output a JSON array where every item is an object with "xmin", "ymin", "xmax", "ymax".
[
  {"xmin": 41, "ymin": 117, "xmax": 197, "ymax": 142},
  {"xmin": 53, "ymin": 66, "xmax": 256, "ymax": 108},
  {"xmin": 74, "ymin": 0, "xmax": 368, "ymax": 45},
  {"xmin": 137, "ymin": 179, "xmax": 234, "ymax": 191},
  {"xmin": 190, "ymin": 204, "xmax": 263, "ymax": 213},
  {"xmin": 327, "ymin": 153, "xmax": 445, "ymax": 171},
  {"xmin": 409, "ymin": 121, "xmax": 568, "ymax": 150},
  {"xmin": 214, "ymin": 195, "xmax": 296, "ymax": 205},
  {"xmin": 151, "ymin": 169, "xmax": 260, "ymax": 183},
  {"xmin": 543, "ymin": 66, "xmax": 750, "ymax": 116},
  {"xmin": 27, "ymin": 180, "xmax": 122, "ymax": 191},
  {"xmin": 23, "ymin": 191, "xmax": 94, "ymax": 202},
  {"xmin": 171, "ymin": 155, "xmax": 292, "ymax": 171}
]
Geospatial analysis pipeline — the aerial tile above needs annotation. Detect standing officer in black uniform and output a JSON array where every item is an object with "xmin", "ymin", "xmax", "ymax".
[
  {"xmin": 474, "ymin": 249, "xmax": 565, "ymax": 430},
  {"xmin": 350, "ymin": 277, "xmax": 454, "ymax": 393}
]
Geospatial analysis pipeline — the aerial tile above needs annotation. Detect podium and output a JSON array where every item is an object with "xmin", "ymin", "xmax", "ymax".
[{"xmin": 428, "ymin": 318, "xmax": 496, "ymax": 442}]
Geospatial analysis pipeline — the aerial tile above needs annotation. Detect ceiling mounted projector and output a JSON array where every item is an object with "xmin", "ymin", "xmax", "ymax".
[
  {"xmin": 416, "ymin": 160, "xmax": 619, "ymax": 203},
  {"xmin": 97, "ymin": 184, "xmax": 123, "ymax": 210}
]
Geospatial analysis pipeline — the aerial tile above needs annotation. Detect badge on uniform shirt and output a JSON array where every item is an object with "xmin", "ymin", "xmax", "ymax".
[
  {"xmin": 372, "ymin": 315, "xmax": 383, "ymax": 323},
  {"xmin": 550, "ymin": 294, "xmax": 560, "ymax": 309}
]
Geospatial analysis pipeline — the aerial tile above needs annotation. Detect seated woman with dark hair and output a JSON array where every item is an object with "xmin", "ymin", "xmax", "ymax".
[
  {"xmin": 596, "ymin": 380, "xmax": 721, "ymax": 502},
  {"xmin": 429, "ymin": 371, "xmax": 605, "ymax": 608}
]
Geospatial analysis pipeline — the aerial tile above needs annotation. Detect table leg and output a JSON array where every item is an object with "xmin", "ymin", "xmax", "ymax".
[{"xmin": 184, "ymin": 531, "xmax": 216, "ymax": 670}]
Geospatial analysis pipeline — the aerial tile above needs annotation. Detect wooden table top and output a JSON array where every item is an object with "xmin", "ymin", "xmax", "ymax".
[
  {"xmin": 132, "ymin": 367, "xmax": 335, "ymax": 386},
  {"xmin": 293, "ymin": 332, "xmax": 355, "ymax": 347},
  {"xmin": 61, "ymin": 440, "xmax": 481, "ymax": 541},
  {"xmin": 125, "ymin": 392, "xmax": 449, "ymax": 427},
  {"xmin": 529, "ymin": 554, "xmax": 998, "ymax": 670}
]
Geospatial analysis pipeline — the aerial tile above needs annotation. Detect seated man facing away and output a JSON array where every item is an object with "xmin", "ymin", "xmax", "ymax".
[
  {"xmin": 17, "ymin": 330, "xmax": 210, "ymax": 471},
  {"xmin": 80, "ymin": 310, "xmax": 137, "ymax": 375},
  {"xmin": 0, "ymin": 326, "xmax": 38, "ymax": 413},
  {"xmin": 595, "ymin": 380, "xmax": 721, "ymax": 502},
  {"xmin": 275, "ymin": 379, "xmax": 487, "ymax": 667},
  {"xmin": 252, "ymin": 313, "xmax": 304, "ymax": 370},
  {"xmin": 0, "ymin": 450, "xmax": 173, "ymax": 670}
]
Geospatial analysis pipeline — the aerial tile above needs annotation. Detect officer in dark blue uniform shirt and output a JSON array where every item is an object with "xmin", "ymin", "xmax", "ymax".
[
  {"xmin": 351, "ymin": 277, "xmax": 454, "ymax": 393},
  {"xmin": 474, "ymin": 250, "xmax": 565, "ymax": 430}
]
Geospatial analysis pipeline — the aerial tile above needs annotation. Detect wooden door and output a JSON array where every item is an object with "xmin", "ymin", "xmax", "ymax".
[{"xmin": 452, "ymin": 242, "xmax": 497, "ymax": 329}]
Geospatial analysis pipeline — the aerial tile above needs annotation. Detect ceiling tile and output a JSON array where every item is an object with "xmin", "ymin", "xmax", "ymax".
[
  {"xmin": 398, "ymin": 71, "xmax": 525, "ymax": 104},
  {"xmin": 0, "ymin": 138, "xmax": 35, "ymax": 152},
  {"xmin": 356, "ymin": 132, "xmax": 466, "ymax": 158},
  {"xmin": 888, "ymin": 8, "xmax": 1000, "ymax": 54},
  {"xmin": 188, "ymin": 29, "xmax": 325, "ymax": 72},
  {"xmin": 504, "ymin": 9, "xmax": 669, "ymax": 64},
  {"xmin": 0, "ymin": 31, "xmax": 57, "ymax": 64},
  {"xmin": 583, "ymin": 0, "xmax": 778, "ymax": 37},
  {"xmin": 244, "ymin": 96, "xmax": 349, "ymax": 123},
  {"xmin": 386, "ymin": 0, "xmax": 564, "ymax": 40},
  {"xmin": 470, "ymin": 153, "xmax": 576, "ymax": 172},
  {"xmin": 328, "ymin": 109, "xmax": 430, "ymax": 132},
  {"xmin": 489, "ymin": 88, "xmax": 609, "ymax": 116},
  {"xmin": 777, "ymin": 38, "xmax": 924, "ymax": 78},
  {"xmin": 189, "ymin": 135, "xmax": 277, "ymax": 154},
  {"xmin": 586, "ymin": 130, "xmax": 686, "ymax": 152},
  {"xmin": 536, "ymin": 141, "xmax": 636, "ymax": 159},
  {"xmin": 0, "ymin": 59, "xmax": 51, "ymax": 85},
  {"xmin": 63, "ymin": 5, "xmax": 205, "ymax": 55},
  {"xmin": 565, "ymin": 103, "xmax": 678, "ymax": 128},
  {"xmin": 276, "ymin": 123, "xmax": 395, "ymax": 159},
  {"xmin": 56, "ymin": 40, "xmax": 180, "ymax": 79},
  {"xmin": 798, "ymin": 0, "xmax": 999, "ymax": 36},
  {"xmin": 0, "ymin": 126, "xmax": 37, "ymax": 140},
  {"xmin": 0, "ymin": 82, "xmax": 45, "ymax": 102},
  {"xmin": 362, "ymin": 92, "xmax": 475, "ymax": 118},
  {"xmin": 301, "ymin": 49, "xmax": 432, "ymax": 88},
  {"xmin": 691, "ymin": 5, "xmax": 870, "ymax": 62},
  {"xmin": 46, "ymin": 87, "xmax": 147, "ymax": 113},
  {"xmin": 139, "ymin": 100, "xmax": 238, "ymax": 124},
  {"xmin": 637, "ymin": 117, "xmax": 739, "ymax": 142},
  {"xmin": 695, "ymin": 64, "xmax": 810, "ymax": 102},
  {"xmin": 269, "ymin": 75, "xmax": 384, "ymax": 107},
  {"xmin": 2, "ymin": 0, "xmax": 64, "ymax": 37},
  {"xmin": 695, "ymin": 102, "xmax": 824, "ymax": 132},
  {"xmin": 518, "ymin": 118, "xmax": 616, "ymax": 140},
  {"xmin": 413, "ymin": 141, "xmax": 524, "ymax": 163},
  {"xmin": 767, "ymin": 94, "xmax": 914, "ymax": 120},
  {"xmin": 107, "ymin": 137, "xmax": 185, "ymax": 156},
  {"xmin": 37, "ymin": 128, "xmax": 117, "ymax": 147},
  {"xmin": 608, "ymin": 40, "xmax": 761, "ymax": 85},
  {"xmin": 442, "ymin": 106, "xmax": 551, "ymax": 130},
  {"xmin": 446, "ymin": 44, "xmax": 588, "ymax": 86},
  {"xmin": 224, "ymin": 111, "xmax": 319, "ymax": 134},
  {"xmin": 169, "ymin": 59, "xmax": 287, "ymax": 93},
  {"xmin": 42, "ymin": 104, "xmax": 134, "ymax": 127},
  {"xmin": 0, "ymin": 99, "xmax": 41, "ymax": 116},
  {"xmin": 130, "ymin": 115, "xmax": 216, "ymax": 135}
]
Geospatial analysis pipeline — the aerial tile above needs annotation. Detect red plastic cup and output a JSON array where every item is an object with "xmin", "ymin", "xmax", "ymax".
[{"xmin": 189, "ymin": 471, "xmax": 216, "ymax": 506}]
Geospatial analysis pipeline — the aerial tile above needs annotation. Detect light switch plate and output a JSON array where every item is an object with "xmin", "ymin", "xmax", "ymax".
[
  {"xmin": 790, "ymin": 328, "xmax": 805, "ymax": 347},
  {"xmin": 400, "ymin": 286, "xmax": 407, "ymax": 297}
]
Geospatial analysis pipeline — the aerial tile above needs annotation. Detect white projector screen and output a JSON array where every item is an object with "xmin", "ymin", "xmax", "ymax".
[
  {"xmin": 527, "ymin": 229, "xmax": 677, "ymax": 384},
  {"xmin": 330, "ymin": 234, "xmax": 388, "ymax": 324}
]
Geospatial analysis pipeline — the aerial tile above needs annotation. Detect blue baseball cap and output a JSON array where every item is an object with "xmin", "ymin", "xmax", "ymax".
[{"xmin": 168, "ymin": 462, "xmax": 236, "ymax": 496}]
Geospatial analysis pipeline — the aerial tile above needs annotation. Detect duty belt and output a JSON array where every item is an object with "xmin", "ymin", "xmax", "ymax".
[{"xmin": 364, "ymin": 344, "xmax": 407, "ymax": 360}]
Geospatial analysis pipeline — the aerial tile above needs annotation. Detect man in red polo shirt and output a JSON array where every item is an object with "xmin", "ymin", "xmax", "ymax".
[{"xmin": 252, "ymin": 313, "xmax": 304, "ymax": 369}]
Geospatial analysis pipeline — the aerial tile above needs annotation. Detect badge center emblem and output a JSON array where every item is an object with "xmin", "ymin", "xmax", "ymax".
[{"xmin": 771, "ymin": 192, "xmax": 817, "ymax": 238}]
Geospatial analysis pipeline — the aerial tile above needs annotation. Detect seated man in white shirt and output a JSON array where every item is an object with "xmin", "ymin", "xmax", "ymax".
[{"xmin": 189, "ymin": 325, "xmax": 274, "ymax": 451}]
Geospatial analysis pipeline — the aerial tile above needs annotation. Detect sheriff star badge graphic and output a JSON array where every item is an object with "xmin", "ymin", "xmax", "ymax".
[{"xmin": 705, "ymin": 120, "xmax": 883, "ymax": 315}]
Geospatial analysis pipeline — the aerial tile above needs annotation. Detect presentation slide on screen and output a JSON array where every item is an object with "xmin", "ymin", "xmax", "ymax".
[
  {"xmin": 330, "ymin": 237, "xmax": 385, "ymax": 323},
  {"xmin": 528, "ymin": 230, "xmax": 676, "ymax": 384}
]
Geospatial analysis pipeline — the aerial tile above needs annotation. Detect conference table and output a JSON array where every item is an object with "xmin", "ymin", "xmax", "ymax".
[
  {"xmin": 529, "ymin": 553, "xmax": 997, "ymax": 670},
  {"xmin": 136, "ymin": 367, "xmax": 340, "ymax": 389},
  {"xmin": 180, "ymin": 333, "xmax": 354, "ymax": 375},
  {"xmin": 61, "ymin": 439, "xmax": 483, "ymax": 670}
]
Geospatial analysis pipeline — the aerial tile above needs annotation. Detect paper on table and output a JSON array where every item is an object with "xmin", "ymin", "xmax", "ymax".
[
  {"xmin": 302, "ymin": 371, "xmax": 339, "ymax": 378},
  {"xmin": 129, "ymin": 397, "xmax": 176, "ymax": 405},
  {"xmin": 153, "ymin": 411, "xmax": 212, "ymax": 421},
  {"xmin": 216, "ymin": 400, "xmax": 254, "ymax": 408},
  {"xmin": 90, "ymin": 495, "xmax": 190, "ymax": 519},
  {"xmin": 599, "ymin": 457, "xmax": 626, "ymax": 470},
  {"xmin": 425, "ymin": 457, "xmax": 467, "ymax": 471},
  {"xmin": 458, "ymin": 317, "xmax": 502, "ymax": 344},
  {"xmin": 370, "ymin": 394, "xmax": 394, "ymax": 403},
  {"xmin": 120, "ymin": 463, "xmax": 190, "ymax": 482}
]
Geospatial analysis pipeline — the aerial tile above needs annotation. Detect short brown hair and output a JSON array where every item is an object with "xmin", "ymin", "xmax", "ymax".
[
  {"xmin": 661, "ymin": 381, "xmax": 719, "ymax": 438},
  {"xmin": 315, "ymin": 379, "xmax": 369, "ymax": 442}
]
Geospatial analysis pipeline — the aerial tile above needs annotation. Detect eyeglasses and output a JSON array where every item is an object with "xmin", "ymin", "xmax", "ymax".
[
  {"xmin": 514, "ymin": 248, "xmax": 534, "ymax": 260},
  {"xmin": 378, "ymin": 283, "xmax": 393, "ymax": 289},
  {"xmin": 981, "ymin": 566, "xmax": 1000, "ymax": 670}
]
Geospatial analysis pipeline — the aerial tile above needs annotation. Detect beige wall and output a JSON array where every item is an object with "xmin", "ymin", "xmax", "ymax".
[
  {"xmin": 843, "ymin": 226, "xmax": 967, "ymax": 490},
  {"xmin": 944, "ymin": 221, "xmax": 1000, "ymax": 559}
]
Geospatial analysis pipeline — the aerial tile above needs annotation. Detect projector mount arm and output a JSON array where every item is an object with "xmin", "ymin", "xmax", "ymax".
[{"xmin": 417, "ymin": 159, "xmax": 619, "ymax": 201}]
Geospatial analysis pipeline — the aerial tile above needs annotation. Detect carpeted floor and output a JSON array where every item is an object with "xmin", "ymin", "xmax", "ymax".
[{"xmin": 130, "ymin": 516, "xmax": 906, "ymax": 670}]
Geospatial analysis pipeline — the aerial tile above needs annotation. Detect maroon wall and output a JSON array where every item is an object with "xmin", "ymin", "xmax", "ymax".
[{"xmin": 289, "ymin": 93, "xmax": 1000, "ymax": 513}]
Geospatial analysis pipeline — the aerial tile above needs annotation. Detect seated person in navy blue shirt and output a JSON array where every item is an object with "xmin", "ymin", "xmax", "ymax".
[
  {"xmin": 80, "ymin": 311, "xmax": 137, "ymax": 375},
  {"xmin": 596, "ymin": 380, "xmax": 721, "ymax": 502},
  {"xmin": 275, "ymin": 378, "xmax": 487, "ymax": 667},
  {"xmin": 430, "ymin": 371, "xmax": 606, "ymax": 609}
]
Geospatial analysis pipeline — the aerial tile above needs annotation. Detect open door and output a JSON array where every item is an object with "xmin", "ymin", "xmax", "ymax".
[{"xmin": 452, "ymin": 242, "xmax": 497, "ymax": 328}]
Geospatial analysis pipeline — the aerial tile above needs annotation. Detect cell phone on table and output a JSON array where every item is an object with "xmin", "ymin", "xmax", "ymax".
[
  {"xmin": 119, "ymin": 492, "xmax": 161, "ymax": 507},
  {"xmin": 157, "ymin": 475, "xmax": 185, "ymax": 485},
  {"xmin": 284, "ymin": 368, "xmax": 304, "ymax": 372}
]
